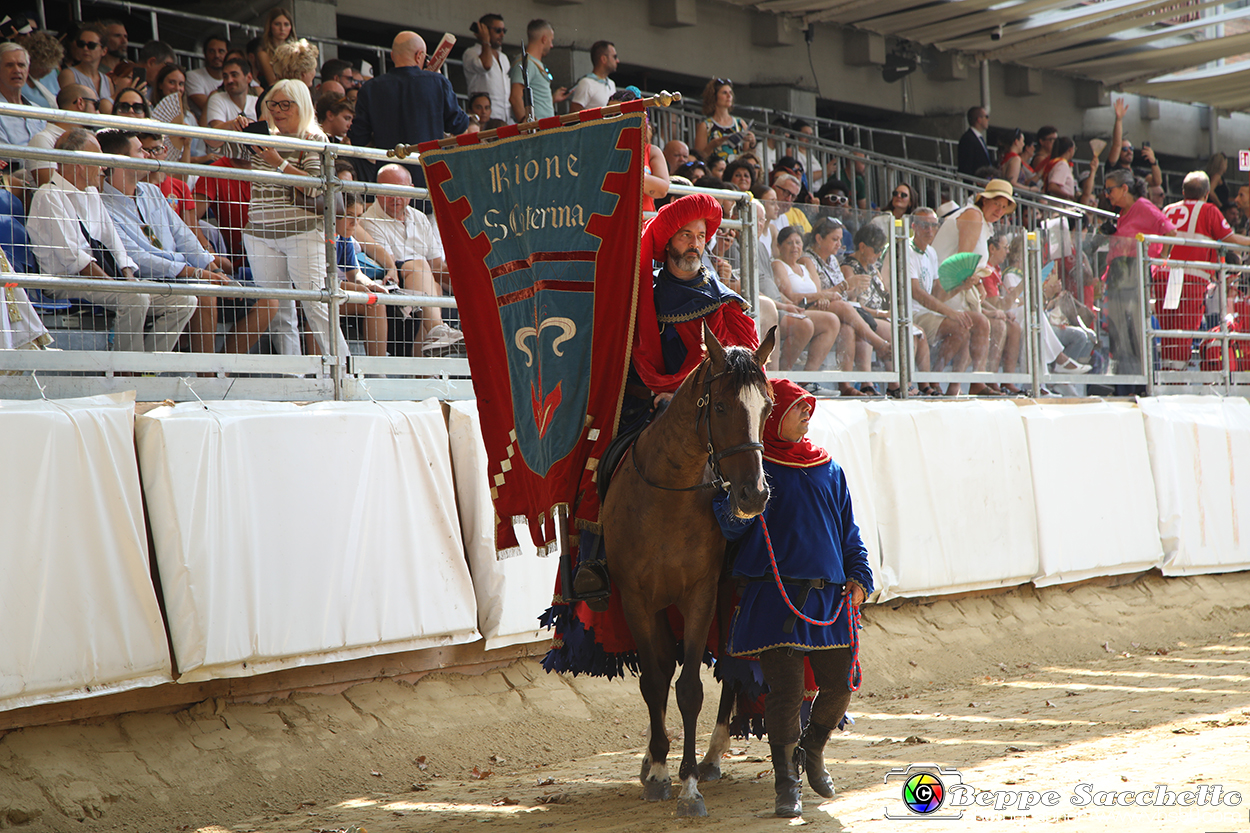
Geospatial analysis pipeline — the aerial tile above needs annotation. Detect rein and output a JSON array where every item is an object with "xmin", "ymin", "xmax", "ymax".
[
  {"xmin": 631, "ymin": 362, "xmax": 764, "ymax": 493},
  {"xmin": 761, "ymin": 517, "xmax": 863, "ymax": 692}
]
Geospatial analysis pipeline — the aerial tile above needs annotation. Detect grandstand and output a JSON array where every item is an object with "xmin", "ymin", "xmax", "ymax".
[{"xmin": 3, "ymin": 7, "xmax": 1250, "ymax": 831}]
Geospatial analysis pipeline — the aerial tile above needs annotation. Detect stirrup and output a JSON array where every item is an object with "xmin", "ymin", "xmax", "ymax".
[{"xmin": 572, "ymin": 562, "xmax": 611, "ymax": 611}]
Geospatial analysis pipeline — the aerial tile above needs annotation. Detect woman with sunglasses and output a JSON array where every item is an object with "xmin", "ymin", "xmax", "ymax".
[
  {"xmin": 884, "ymin": 183, "xmax": 915, "ymax": 221},
  {"xmin": 58, "ymin": 24, "xmax": 114, "ymax": 114},
  {"xmin": 694, "ymin": 77, "xmax": 755, "ymax": 163},
  {"xmin": 243, "ymin": 79, "xmax": 349, "ymax": 359}
]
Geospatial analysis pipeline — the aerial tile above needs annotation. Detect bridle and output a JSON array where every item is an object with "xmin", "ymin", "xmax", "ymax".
[{"xmin": 632, "ymin": 360, "xmax": 765, "ymax": 492}]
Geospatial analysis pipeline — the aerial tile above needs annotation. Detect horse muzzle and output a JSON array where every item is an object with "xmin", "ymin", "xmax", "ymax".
[{"xmin": 731, "ymin": 482, "xmax": 770, "ymax": 519}]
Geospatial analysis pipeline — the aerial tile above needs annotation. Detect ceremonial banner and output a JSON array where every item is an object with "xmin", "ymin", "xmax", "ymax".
[{"xmin": 420, "ymin": 113, "xmax": 644, "ymax": 558}]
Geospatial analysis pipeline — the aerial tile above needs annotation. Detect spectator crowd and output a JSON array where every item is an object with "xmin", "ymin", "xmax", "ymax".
[{"xmin": 0, "ymin": 11, "xmax": 1246, "ymax": 391}]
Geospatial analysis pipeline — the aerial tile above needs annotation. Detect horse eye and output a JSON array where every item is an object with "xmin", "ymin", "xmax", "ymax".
[{"xmin": 714, "ymin": 401, "xmax": 726, "ymax": 413}]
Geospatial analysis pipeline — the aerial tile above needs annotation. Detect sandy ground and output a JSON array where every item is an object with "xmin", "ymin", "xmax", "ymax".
[{"xmin": 3, "ymin": 571, "xmax": 1250, "ymax": 833}]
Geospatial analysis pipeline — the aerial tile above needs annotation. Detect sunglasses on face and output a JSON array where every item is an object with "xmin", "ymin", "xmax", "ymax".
[
  {"xmin": 78, "ymin": 97, "xmax": 100, "ymax": 108},
  {"xmin": 892, "ymin": 190, "xmax": 910, "ymax": 199},
  {"xmin": 76, "ymin": 39, "xmax": 102, "ymax": 50},
  {"xmin": 491, "ymin": 26, "xmax": 506, "ymax": 33},
  {"xmin": 825, "ymin": 195, "xmax": 849, "ymax": 206},
  {"xmin": 266, "ymin": 99, "xmax": 294, "ymax": 112},
  {"xmin": 114, "ymin": 101, "xmax": 144, "ymax": 113}
]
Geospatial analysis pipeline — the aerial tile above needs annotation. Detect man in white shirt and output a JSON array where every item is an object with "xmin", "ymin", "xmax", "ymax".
[
  {"xmin": 27, "ymin": 129, "xmax": 197, "ymax": 353},
  {"xmin": 186, "ymin": 34, "xmax": 228, "ymax": 119},
  {"xmin": 569, "ymin": 41, "xmax": 617, "ymax": 112},
  {"xmin": 906, "ymin": 207, "xmax": 970, "ymax": 394},
  {"xmin": 27, "ymin": 84, "xmax": 98, "ymax": 187},
  {"xmin": 462, "ymin": 14, "xmax": 512, "ymax": 125},
  {"xmin": 355, "ymin": 164, "xmax": 463, "ymax": 354},
  {"xmin": 0, "ymin": 43, "xmax": 46, "ymax": 158},
  {"xmin": 204, "ymin": 56, "xmax": 258, "ymax": 149}
]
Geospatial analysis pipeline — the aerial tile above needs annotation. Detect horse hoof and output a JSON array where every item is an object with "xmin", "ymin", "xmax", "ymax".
[
  {"xmin": 697, "ymin": 762, "xmax": 722, "ymax": 782},
  {"xmin": 642, "ymin": 779, "xmax": 672, "ymax": 802},
  {"xmin": 676, "ymin": 796, "xmax": 708, "ymax": 817}
]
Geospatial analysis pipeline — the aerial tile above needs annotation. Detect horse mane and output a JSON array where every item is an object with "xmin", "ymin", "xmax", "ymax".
[{"xmin": 719, "ymin": 346, "xmax": 770, "ymax": 397}]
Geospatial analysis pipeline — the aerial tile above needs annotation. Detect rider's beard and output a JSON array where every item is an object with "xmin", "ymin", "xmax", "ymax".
[{"xmin": 669, "ymin": 246, "xmax": 702, "ymax": 273}]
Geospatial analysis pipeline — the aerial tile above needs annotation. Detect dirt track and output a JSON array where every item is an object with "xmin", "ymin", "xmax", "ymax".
[{"xmin": 3, "ymin": 571, "xmax": 1249, "ymax": 832}]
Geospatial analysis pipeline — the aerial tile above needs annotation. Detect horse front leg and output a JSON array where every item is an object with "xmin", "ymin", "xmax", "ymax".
[
  {"xmin": 674, "ymin": 592, "xmax": 716, "ymax": 817},
  {"xmin": 630, "ymin": 608, "xmax": 677, "ymax": 802}
]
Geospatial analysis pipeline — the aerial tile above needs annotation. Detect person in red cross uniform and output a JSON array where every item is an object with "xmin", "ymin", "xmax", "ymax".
[{"xmin": 1160, "ymin": 171, "xmax": 1250, "ymax": 369}]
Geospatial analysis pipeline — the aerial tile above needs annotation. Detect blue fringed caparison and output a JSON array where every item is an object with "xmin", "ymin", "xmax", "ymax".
[
  {"xmin": 539, "ymin": 602, "xmax": 640, "ymax": 679},
  {"xmin": 538, "ymin": 603, "xmax": 720, "ymax": 679}
]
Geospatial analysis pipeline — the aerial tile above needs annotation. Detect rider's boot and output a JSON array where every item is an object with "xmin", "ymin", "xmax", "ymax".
[
  {"xmin": 770, "ymin": 742, "xmax": 802, "ymax": 818},
  {"xmin": 571, "ymin": 533, "xmax": 611, "ymax": 612},
  {"xmin": 798, "ymin": 721, "xmax": 836, "ymax": 798}
]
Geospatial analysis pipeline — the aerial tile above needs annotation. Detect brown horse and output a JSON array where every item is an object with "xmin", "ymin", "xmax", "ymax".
[{"xmin": 601, "ymin": 323, "xmax": 775, "ymax": 817}]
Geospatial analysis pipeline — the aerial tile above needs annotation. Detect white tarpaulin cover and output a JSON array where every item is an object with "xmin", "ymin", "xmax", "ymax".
[
  {"xmin": 865, "ymin": 400, "xmax": 1040, "ymax": 598},
  {"xmin": 0, "ymin": 392, "xmax": 171, "ymax": 712},
  {"xmin": 1020, "ymin": 402, "xmax": 1163, "ymax": 586},
  {"xmin": 135, "ymin": 400, "xmax": 480, "ymax": 682},
  {"xmin": 1138, "ymin": 396, "xmax": 1250, "ymax": 576},
  {"xmin": 807, "ymin": 400, "xmax": 889, "ymax": 599},
  {"xmin": 447, "ymin": 401, "xmax": 558, "ymax": 650}
]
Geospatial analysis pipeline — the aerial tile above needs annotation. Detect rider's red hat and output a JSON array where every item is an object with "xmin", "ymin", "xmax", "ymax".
[{"xmin": 641, "ymin": 193, "xmax": 723, "ymax": 264}]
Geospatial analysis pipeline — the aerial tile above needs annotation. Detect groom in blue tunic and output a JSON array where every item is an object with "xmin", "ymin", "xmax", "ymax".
[{"xmin": 714, "ymin": 378, "xmax": 872, "ymax": 818}]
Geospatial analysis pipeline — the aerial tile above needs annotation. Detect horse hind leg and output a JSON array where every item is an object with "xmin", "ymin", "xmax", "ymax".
[{"xmin": 698, "ymin": 681, "xmax": 736, "ymax": 782}]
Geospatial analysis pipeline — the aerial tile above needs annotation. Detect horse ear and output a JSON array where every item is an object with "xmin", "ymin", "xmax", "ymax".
[
  {"xmin": 755, "ymin": 326, "xmax": 776, "ymax": 368},
  {"xmin": 703, "ymin": 321, "xmax": 726, "ymax": 367}
]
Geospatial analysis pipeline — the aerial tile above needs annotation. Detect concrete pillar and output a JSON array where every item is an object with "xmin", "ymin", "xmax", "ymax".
[
  {"xmin": 980, "ymin": 59, "xmax": 990, "ymax": 114},
  {"xmin": 292, "ymin": 0, "xmax": 339, "ymax": 61}
]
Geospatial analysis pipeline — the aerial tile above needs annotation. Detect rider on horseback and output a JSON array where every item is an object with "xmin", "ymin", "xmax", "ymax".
[{"xmin": 572, "ymin": 193, "xmax": 761, "ymax": 602}]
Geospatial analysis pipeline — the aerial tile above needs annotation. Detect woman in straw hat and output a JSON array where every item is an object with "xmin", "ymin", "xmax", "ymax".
[{"xmin": 929, "ymin": 178, "xmax": 1017, "ymax": 395}]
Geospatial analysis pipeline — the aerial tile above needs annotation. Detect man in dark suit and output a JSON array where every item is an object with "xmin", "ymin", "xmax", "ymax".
[
  {"xmin": 957, "ymin": 106, "xmax": 993, "ymax": 178},
  {"xmin": 347, "ymin": 31, "xmax": 477, "ymax": 183}
]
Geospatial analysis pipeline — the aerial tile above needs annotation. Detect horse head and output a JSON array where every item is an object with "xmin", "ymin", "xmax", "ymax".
[{"xmin": 702, "ymin": 322, "xmax": 776, "ymax": 519}]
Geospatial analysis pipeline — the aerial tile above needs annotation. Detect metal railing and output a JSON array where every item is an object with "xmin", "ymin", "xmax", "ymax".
[
  {"xmin": 1, "ymin": 101, "xmax": 1239, "ymax": 404},
  {"xmin": 1135, "ymin": 232, "xmax": 1250, "ymax": 395},
  {"xmin": 0, "ymin": 102, "xmax": 760, "ymax": 403}
]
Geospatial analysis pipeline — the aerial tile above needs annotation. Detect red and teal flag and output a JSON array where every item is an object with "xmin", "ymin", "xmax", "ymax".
[{"xmin": 420, "ymin": 113, "xmax": 644, "ymax": 558}]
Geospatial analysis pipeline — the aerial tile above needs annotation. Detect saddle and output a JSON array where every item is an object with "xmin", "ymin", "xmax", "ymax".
[{"xmin": 597, "ymin": 389, "xmax": 668, "ymax": 502}]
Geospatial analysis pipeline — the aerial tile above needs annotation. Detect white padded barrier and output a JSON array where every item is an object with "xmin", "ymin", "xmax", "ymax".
[
  {"xmin": 807, "ymin": 400, "xmax": 889, "ymax": 599},
  {"xmin": 1138, "ymin": 396, "xmax": 1250, "ymax": 576},
  {"xmin": 864, "ymin": 400, "xmax": 1040, "ymax": 598},
  {"xmin": 0, "ymin": 393, "xmax": 172, "ymax": 712},
  {"xmin": 447, "ymin": 401, "xmax": 559, "ymax": 650},
  {"xmin": 1019, "ymin": 402, "xmax": 1163, "ymax": 586},
  {"xmin": 135, "ymin": 400, "xmax": 480, "ymax": 682}
]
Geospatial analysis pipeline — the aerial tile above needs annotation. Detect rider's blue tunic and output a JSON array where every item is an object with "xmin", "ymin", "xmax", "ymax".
[{"xmin": 714, "ymin": 459, "xmax": 873, "ymax": 656}]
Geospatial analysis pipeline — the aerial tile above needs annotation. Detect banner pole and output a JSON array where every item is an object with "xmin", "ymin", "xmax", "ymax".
[{"xmin": 388, "ymin": 91, "xmax": 684, "ymax": 160}]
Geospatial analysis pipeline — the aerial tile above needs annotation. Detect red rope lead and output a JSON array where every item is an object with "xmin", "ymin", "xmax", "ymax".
[{"xmin": 760, "ymin": 517, "xmax": 862, "ymax": 691}]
